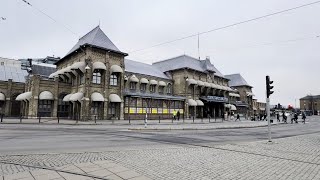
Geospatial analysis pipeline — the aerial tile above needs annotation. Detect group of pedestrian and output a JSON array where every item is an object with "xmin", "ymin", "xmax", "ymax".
[
  {"xmin": 172, "ymin": 110, "xmax": 181, "ymax": 121},
  {"xmin": 276, "ymin": 112, "xmax": 306, "ymax": 124}
]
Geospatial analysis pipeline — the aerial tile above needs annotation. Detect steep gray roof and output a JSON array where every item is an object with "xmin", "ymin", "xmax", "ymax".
[
  {"xmin": 225, "ymin": 73, "xmax": 252, "ymax": 88},
  {"xmin": 152, "ymin": 55, "xmax": 225, "ymax": 78},
  {"xmin": 31, "ymin": 64, "xmax": 56, "ymax": 77},
  {"xmin": 300, "ymin": 95, "xmax": 320, "ymax": 100},
  {"xmin": 125, "ymin": 59, "xmax": 170, "ymax": 79},
  {"xmin": 63, "ymin": 26, "xmax": 126, "ymax": 59},
  {"xmin": 0, "ymin": 66, "xmax": 28, "ymax": 83}
]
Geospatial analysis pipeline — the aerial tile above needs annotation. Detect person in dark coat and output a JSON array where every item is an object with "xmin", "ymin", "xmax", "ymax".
[
  {"xmin": 276, "ymin": 113, "xmax": 280, "ymax": 122},
  {"xmin": 282, "ymin": 112, "xmax": 287, "ymax": 123},
  {"xmin": 235, "ymin": 113, "xmax": 240, "ymax": 121},
  {"xmin": 177, "ymin": 110, "xmax": 180, "ymax": 121}
]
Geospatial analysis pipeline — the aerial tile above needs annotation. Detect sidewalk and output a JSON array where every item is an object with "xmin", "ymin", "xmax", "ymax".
[
  {"xmin": 0, "ymin": 117, "xmax": 282, "ymax": 130},
  {"xmin": 1, "ymin": 160, "xmax": 151, "ymax": 180}
]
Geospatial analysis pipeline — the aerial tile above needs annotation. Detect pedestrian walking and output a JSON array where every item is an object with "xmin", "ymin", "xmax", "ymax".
[
  {"xmin": 235, "ymin": 113, "xmax": 240, "ymax": 121},
  {"xmin": 177, "ymin": 110, "xmax": 180, "ymax": 121},
  {"xmin": 302, "ymin": 112, "xmax": 306, "ymax": 124},
  {"xmin": 282, "ymin": 112, "xmax": 287, "ymax": 123},
  {"xmin": 173, "ymin": 110, "xmax": 177, "ymax": 120},
  {"xmin": 276, "ymin": 113, "xmax": 280, "ymax": 122}
]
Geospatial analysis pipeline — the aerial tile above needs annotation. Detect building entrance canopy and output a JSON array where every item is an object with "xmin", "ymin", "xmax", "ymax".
[
  {"xmin": 200, "ymin": 96, "xmax": 228, "ymax": 103},
  {"xmin": 16, "ymin": 92, "xmax": 32, "ymax": 101}
]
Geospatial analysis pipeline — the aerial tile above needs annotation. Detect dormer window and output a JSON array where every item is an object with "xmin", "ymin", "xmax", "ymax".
[{"xmin": 150, "ymin": 85, "xmax": 156, "ymax": 93}]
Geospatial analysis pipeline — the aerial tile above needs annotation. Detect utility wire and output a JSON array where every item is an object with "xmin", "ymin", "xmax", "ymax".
[
  {"xmin": 210, "ymin": 35, "xmax": 320, "ymax": 53},
  {"xmin": 20, "ymin": 0, "xmax": 78, "ymax": 37},
  {"xmin": 129, "ymin": 1, "xmax": 320, "ymax": 54}
]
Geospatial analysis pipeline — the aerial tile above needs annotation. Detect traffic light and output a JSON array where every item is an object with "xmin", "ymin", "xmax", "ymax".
[{"xmin": 266, "ymin": 75, "xmax": 274, "ymax": 98}]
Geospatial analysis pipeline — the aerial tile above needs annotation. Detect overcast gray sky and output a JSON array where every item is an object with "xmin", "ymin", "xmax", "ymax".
[{"xmin": 1, "ymin": 0, "xmax": 320, "ymax": 107}]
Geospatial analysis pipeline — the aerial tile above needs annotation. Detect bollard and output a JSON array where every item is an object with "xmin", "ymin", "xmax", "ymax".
[
  {"xmin": 144, "ymin": 117, "xmax": 147, "ymax": 128},
  {"xmin": 57, "ymin": 114, "xmax": 60, "ymax": 124},
  {"xmin": 159, "ymin": 116, "xmax": 160, "ymax": 123},
  {"xmin": 94, "ymin": 116, "xmax": 97, "ymax": 124},
  {"xmin": 129, "ymin": 116, "xmax": 131, "ymax": 124},
  {"xmin": 20, "ymin": 114, "xmax": 22, "ymax": 123},
  {"xmin": 1, "ymin": 114, "xmax": 3, "ymax": 123},
  {"xmin": 76, "ymin": 118, "xmax": 78, "ymax": 124},
  {"xmin": 193, "ymin": 116, "xmax": 194, "ymax": 123},
  {"xmin": 38, "ymin": 115, "xmax": 41, "ymax": 123}
]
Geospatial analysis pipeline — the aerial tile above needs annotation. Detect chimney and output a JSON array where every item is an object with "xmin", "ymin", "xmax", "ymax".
[{"xmin": 27, "ymin": 58, "xmax": 32, "ymax": 67}]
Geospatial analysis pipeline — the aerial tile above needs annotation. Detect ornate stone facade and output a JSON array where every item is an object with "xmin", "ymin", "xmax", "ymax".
[{"xmin": 3, "ymin": 26, "xmax": 253, "ymax": 120}]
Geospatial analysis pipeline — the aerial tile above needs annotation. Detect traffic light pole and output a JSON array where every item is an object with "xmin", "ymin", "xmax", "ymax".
[
  {"xmin": 266, "ymin": 97, "xmax": 271, "ymax": 142},
  {"xmin": 266, "ymin": 75, "xmax": 273, "ymax": 142}
]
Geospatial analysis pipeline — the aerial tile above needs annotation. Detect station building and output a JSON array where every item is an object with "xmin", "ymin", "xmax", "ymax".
[
  {"xmin": 300, "ymin": 95, "xmax": 320, "ymax": 115},
  {"xmin": 0, "ymin": 26, "xmax": 260, "ymax": 120},
  {"xmin": 225, "ymin": 74, "xmax": 254, "ymax": 117}
]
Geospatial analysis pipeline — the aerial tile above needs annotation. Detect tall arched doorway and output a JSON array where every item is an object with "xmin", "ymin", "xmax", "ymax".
[
  {"xmin": 11, "ymin": 93, "xmax": 21, "ymax": 117},
  {"xmin": 58, "ymin": 93, "xmax": 71, "ymax": 118}
]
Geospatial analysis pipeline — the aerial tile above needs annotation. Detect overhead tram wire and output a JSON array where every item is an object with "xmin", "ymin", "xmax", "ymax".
[
  {"xmin": 209, "ymin": 34, "xmax": 320, "ymax": 53},
  {"xmin": 20, "ymin": 0, "xmax": 78, "ymax": 37},
  {"xmin": 128, "ymin": 1, "xmax": 320, "ymax": 54}
]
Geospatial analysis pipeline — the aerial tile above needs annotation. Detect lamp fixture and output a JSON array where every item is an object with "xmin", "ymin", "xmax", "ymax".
[{"xmin": 85, "ymin": 65, "xmax": 90, "ymax": 70}]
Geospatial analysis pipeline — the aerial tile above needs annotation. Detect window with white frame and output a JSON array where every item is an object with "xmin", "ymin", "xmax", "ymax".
[
  {"xmin": 110, "ymin": 74, "xmax": 118, "ymax": 86},
  {"xmin": 92, "ymin": 70, "xmax": 102, "ymax": 84}
]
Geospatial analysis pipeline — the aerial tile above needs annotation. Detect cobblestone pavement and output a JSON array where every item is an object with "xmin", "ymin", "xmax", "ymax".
[{"xmin": 1, "ymin": 132, "xmax": 320, "ymax": 179}]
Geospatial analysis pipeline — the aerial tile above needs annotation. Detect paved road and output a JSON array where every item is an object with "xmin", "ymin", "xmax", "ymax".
[
  {"xmin": 0, "ymin": 117, "xmax": 318, "ymax": 155},
  {"xmin": 1, "ymin": 116, "xmax": 320, "ymax": 179}
]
